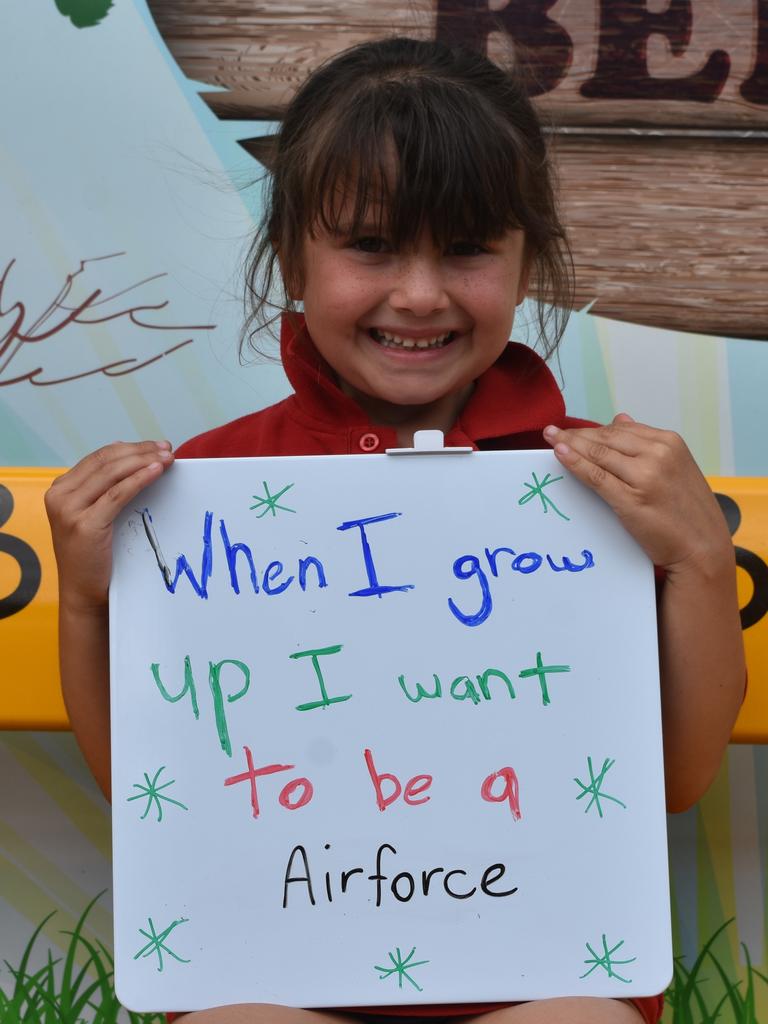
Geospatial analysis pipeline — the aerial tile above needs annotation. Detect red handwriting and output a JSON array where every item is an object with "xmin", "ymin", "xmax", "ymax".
[
  {"xmin": 364, "ymin": 748, "xmax": 433, "ymax": 811},
  {"xmin": 224, "ymin": 745, "xmax": 523, "ymax": 822},
  {"xmin": 224, "ymin": 746, "xmax": 314, "ymax": 819},
  {"xmin": 481, "ymin": 767, "xmax": 522, "ymax": 819},
  {"xmin": 0, "ymin": 252, "xmax": 215, "ymax": 387}
]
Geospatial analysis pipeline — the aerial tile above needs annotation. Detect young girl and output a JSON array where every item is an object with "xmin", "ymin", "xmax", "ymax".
[{"xmin": 46, "ymin": 36, "xmax": 744, "ymax": 1024}]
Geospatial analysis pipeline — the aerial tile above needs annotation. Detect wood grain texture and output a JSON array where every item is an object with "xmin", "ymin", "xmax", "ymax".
[
  {"xmin": 148, "ymin": 0, "xmax": 768, "ymax": 126},
  {"xmin": 147, "ymin": 1, "xmax": 768, "ymax": 338},
  {"xmin": 235, "ymin": 131, "xmax": 768, "ymax": 340},
  {"xmin": 554, "ymin": 135, "xmax": 768, "ymax": 338}
]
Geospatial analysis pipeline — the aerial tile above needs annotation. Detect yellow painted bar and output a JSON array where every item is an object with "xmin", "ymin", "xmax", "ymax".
[
  {"xmin": 0, "ymin": 469, "xmax": 66, "ymax": 729},
  {"xmin": 708, "ymin": 477, "xmax": 768, "ymax": 743},
  {"xmin": 1, "ymin": 469, "xmax": 767, "ymax": 739}
]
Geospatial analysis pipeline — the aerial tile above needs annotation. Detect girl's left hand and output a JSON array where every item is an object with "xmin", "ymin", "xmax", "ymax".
[{"xmin": 543, "ymin": 414, "xmax": 732, "ymax": 574}]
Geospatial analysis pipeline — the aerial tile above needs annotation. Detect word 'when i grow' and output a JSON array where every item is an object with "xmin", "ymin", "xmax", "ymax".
[{"xmin": 143, "ymin": 508, "xmax": 594, "ymax": 627}]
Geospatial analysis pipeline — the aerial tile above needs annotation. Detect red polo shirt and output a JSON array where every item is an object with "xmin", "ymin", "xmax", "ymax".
[{"xmin": 175, "ymin": 314, "xmax": 596, "ymax": 460}]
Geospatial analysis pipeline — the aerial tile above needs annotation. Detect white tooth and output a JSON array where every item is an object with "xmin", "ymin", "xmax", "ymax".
[{"xmin": 375, "ymin": 330, "xmax": 455, "ymax": 349}]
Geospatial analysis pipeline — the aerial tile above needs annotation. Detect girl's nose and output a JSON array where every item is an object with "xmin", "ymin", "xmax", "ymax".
[{"xmin": 389, "ymin": 256, "xmax": 450, "ymax": 316}]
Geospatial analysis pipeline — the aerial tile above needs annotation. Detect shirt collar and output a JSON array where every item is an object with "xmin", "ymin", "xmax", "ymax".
[{"xmin": 280, "ymin": 312, "xmax": 566, "ymax": 441}]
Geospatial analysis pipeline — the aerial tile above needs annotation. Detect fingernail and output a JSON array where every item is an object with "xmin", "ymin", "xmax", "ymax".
[
  {"xmin": 156, "ymin": 440, "xmax": 172, "ymax": 450},
  {"xmin": 543, "ymin": 425, "xmax": 557, "ymax": 439},
  {"xmin": 554, "ymin": 442, "xmax": 571, "ymax": 456},
  {"xmin": 157, "ymin": 449, "xmax": 172, "ymax": 460}
]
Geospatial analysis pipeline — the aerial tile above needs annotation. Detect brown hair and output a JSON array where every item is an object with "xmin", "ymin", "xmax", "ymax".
[{"xmin": 242, "ymin": 36, "xmax": 573, "ymax": 359}]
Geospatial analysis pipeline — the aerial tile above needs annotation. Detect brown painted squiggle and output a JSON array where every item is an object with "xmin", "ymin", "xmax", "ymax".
[{"xmin": 0, "ymin": 252, "xmax": 216, "ymax": 387}]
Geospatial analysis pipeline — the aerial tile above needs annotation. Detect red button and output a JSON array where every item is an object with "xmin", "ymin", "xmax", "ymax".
[{"xmin": 359, "ymin": 433, "xmax": 380, "ymax": 451}]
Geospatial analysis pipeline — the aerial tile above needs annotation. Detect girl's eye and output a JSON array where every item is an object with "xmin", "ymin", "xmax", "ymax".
[
  {"xmin": 351, "ymin": 236, "xmax": 390, "ymax": 254},
  {"xmin": 447, "ymin": 241, "xmax": 488, "ymax": 257}
]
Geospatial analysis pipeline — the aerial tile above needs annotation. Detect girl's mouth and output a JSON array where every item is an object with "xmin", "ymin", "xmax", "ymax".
[{"xmin": 369, "ymin": 328, "xmax": 457, "ymax": 350}]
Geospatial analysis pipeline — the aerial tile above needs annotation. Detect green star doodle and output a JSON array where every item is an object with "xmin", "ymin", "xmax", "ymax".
[
  {"xmin": 249, "ymin": 481, "xmax": 296, "ymax": 518},
  {"xmin": 518, "ymin": 471, "xmax": 570, "ymax": 520},
  {"xmin": 580, "ymin": 934, "xmax": 636, "ymax": 983},
  {"xmin": 574, "ymin": 757, "xmax": 627, "ymax": 818},
  {"xmin": 133, "ymin": 917, "xmax": 190, "ymax": 973},
  {"xmin": 127, "ymin": 766, "xmax": 189, "ymax": 822},
  {"xmin": 375, "ymin": 947, "xmax": 430, "ymax": 991}
]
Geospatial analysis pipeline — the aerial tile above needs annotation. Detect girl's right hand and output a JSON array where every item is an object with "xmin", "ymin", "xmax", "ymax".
[{"xmin": 45, "ymin": 441, "xmax": 175, "ymax": 612}]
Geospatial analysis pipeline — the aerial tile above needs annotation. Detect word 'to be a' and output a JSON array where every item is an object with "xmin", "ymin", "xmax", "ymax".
[{"xmin": 223, "ymin": 746, "xmax": 521, "ymax": 821}]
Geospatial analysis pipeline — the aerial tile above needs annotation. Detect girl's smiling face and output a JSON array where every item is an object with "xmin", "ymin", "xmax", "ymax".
[{"xmin": 297, "ymin": 219, "xmax": 529, "ymax": 437}]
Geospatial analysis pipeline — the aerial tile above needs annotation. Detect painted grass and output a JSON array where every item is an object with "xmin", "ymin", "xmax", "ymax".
[
  {"xmin": 663, "ymin": 919, "xmax": 768, "ymax": 1024},
  {"xmin": 3, "ymin": 901, "xmax": 767, "ymax": 1023},
  {"xmin": 0, "ymin": 895, "xmax": 163, "ymax": 1024}
]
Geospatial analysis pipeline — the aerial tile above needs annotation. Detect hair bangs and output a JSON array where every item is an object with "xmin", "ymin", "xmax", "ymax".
[
  {"xmin": 303, "ymin": 78, "xmax": 528, "ymax": 250},
  {"xmin": 388, "ymin": 79, "xmax": 529, "ymax": 249},
  {"xmin": 307, "ymin": 99, "xmax": 398, "ymax": 242}
]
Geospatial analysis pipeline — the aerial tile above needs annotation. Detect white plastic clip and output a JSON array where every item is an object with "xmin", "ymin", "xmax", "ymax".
[{"xmin": 385, "ymin": 429, "xmax": 473, "ymax": 456}]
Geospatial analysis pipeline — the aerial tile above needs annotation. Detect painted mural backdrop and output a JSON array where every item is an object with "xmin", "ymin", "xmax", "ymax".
[{"xmin": 1, "ymin": 1, "xmax": 767, "ymax": 1020}]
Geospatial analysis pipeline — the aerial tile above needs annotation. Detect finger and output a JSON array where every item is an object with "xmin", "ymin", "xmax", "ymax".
[
  {"xmin": 52, "ymin": 445, "xmax": 173, "ymax": 511},
  {"xmin": 544, "ymin": 423, "xmax": 644, "ymax": 460},
  {"xmin": 548, "ymin": 441, "xmax": 627, "ymax": 506},
  {"xmin": 72, "ymin": 449, "xmax": 174, "ymax": 513},
  {"xmin": 605, "ymin": 418, "xmax": 678, "ymax": 444},
  {"xmin": 547, "ymin": 424, "xmax": 664, "ymax": 490},
  {"xmin": 52, "ymin": 441, "xmax": 172, "ymax": 496},
  {"xmin": 84, "ymin": 460, "xmax": 170, "ymax": 532},
  {"xmin": 613, "ymin": 412, "xmax": 635, "ymax": 424}
]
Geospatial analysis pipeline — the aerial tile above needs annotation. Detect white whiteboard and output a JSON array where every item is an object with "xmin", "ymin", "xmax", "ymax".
[{"xmin": 110, "ymin": 450, "xmax": 671, "ymax": 1011}]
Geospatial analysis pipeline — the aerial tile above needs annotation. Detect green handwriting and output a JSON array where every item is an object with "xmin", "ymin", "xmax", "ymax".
[
  {"xmin": 127, "ymin": 766, "xmax": 188, "ymax": 822},
  {"xmin": 133, "ymin": 916, "xmax": 190, "ymax": 973},
  {"xmin": 150, "ymin": 657, "xmax": 250, "ymax": 757},
  {"xmin": 581, "ymin": 935, "xmax": 635, "ymax": 983},
  {"xmin": 518, "ymin": 652, "xmax": 570, "ymax": 706},
  {"xmin": 375, "ymin": 946, "xmax": 429, "ymax": 991},
  {"xmin": 574, "ymin": 757, "xmax": 627, "ymax": 817},
  {"xmin": 250, "ymin": 481, "xmax": 296, "ymax": 518},
  {"xmin": 519, "ymin": 471, "xmax": 570, "ymax": 520},
  {"xmin": 290, "ymin": 644, "xmax": 352, "ymax": 711}
]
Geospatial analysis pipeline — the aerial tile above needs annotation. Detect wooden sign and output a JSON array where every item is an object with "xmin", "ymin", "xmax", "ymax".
[
  {"xmin": 109, "ymin": 451, "xmax": 670, "ymax": 1009},
  {"xmin": 148, "ymin": 0, "xmax": 768, "ymax": 128},
  {"xmin": 146, "ymin": 0, "xmax": 768, "ymax": 339}
]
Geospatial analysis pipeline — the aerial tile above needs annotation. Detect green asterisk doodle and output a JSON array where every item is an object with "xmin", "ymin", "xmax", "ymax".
[
  {"xmin": 518, "ymin": 471, "xmax": 570, "ymax": 520},
  {"xmin": 249, "ymin": 481, "xmax": 296, "ymax": 518},
  {"xmin": 127, "ymin": 766, "xmax": 189, "ymax": 822},
  {"xmin": 574, "ymin": 757, "xmax": 627, "ymax": 818},
  {"xmin": 134, "ymin": 916, "xmax": 190, "ymax": 973},
  {"xmin": 581, "ymin": 934, "xmax": 636, "ymax": 983},
  {"xmin": 375, "ymin": 946, "xmax": 430, "ymax": 991}
]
